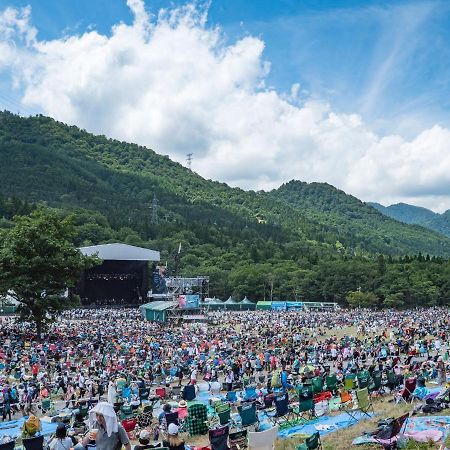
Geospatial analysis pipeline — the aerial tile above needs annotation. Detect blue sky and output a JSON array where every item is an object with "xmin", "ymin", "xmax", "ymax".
[
  {"xmin": 1, "ymin": 0, "xmax": 450, "ymax": 211},
  {"xmin": 4, "ymin": 0, "xmax": 450, "ymax": 136}
]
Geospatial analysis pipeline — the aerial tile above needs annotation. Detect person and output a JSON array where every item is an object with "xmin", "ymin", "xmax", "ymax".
[
  {"xmin": 133, "ymin": 429, "xmax": 153, "ymax": 450},
  {"xmin": 48, "ymin": 423, "xmax": 76, "ymax": 450},
  {"xmin": 162, "ymin": 423, "xmax": 185, "ymax": 450},
  {"xmin": 82, "ymin": 402, "xmax": 131, "ymax": 450}
]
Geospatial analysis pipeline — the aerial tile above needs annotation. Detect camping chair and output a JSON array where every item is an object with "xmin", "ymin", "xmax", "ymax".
[
  {"xmin": 325, "ymin": 374, "xmax": 338, "ymax": 394},
  {"xmin": 78, "ymin": 403, "xmax": 90, "ymax": 419},
  {"xmin": 395, "ymin": 378, "xmax": 416, "ymax": 403},
  {"xmin": 155, "ymin": 387, "xmax": 167, "ymax": 399},
  {"xmin": 40, "ymin": 398, "xmax": 53, "ymax": 413},
  {"xmin": 216, "ymin": 402, "xmax": 232, "ymax": 426},
  {"xmin": 269, "ymin": 392, "xmax": 299, "ymax": 428},
  {"xmin": 244, "ymin": 386, "xmax": 257, "ymax": 401},
  {"xmin": 248, "ymin": 425, "xmax": 279, "ymax": 450},
  {"xmin": 295, "ymin": 386, "xmax": 315, "ymax": 420},
  {"xmin": 311, "ymin": 376, "xmax": 324, "ymax": 395},
  {"xmin": 344, "ymin": 376, "xmax": 357, "ymax": 390},
  {"xmin": 120, "ymin": 404, "xmax": 134, "ymax": 419},
  {"xmin": 0, "ymin": 441, "xmax": 15, "ymax": 450},
  {"xmin": 164, "ymin": 411, "xmax": 179, "ymax": 428},
  {"xmin": 296, "ymin": 431, "xmax": 323, "ymax": 450},
  {"xmin": 182, "ymin": 384, "xmax": 196, "ymax": 401},
  {"xmin": 226, "ymin": 390, "xmax": 238, "ymax": 404},
  {"xmin": 369, "ymin": 371, "xmax": 383, "ymax": 394},
  {"xmin": 186, "ymin": 403, "xmax": 208, "ymax": 436},
  {"xmin": 237, "ymin": 402, "xmax": 259, "ymax": 430},
  {"xmin": 373, "ymin": 413, "xmax": 409, "ymax": 450},
  {"xmin": 209, "ymin": 425, "xmax": 230, "ymax": 450},
  {"xmin": 339, "ymin": 389, "xmax": 352, "ymax": 407},
  {"xmin": 385, "ymin": 371, "xmax": 400, "ymax": 392},
  {"xmin": 171, "ymin": 385, "xmax": 182, "ymax": 399},
  {"xmin": 139, "ymin": 387, "xmax": 150, "ymax": 401},
  {"xmin": 357, "ymin": 370, "xmax": 370, "ymax": 389},
  {"xmin": 229, "ymin": 429, "xmax": 248, "ymax": 450},
  {"xmin": 342, "ymin": 387, "xmax": 373, "ymax": 422},
  {"xmin": 23, "ymin": 435, "xmax": 44, "ymax": 450}
]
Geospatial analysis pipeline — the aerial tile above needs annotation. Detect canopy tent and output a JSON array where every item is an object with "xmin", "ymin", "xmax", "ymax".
[
  {"xmin": 204, "ymin": 297, "xmax": 225, "ymax": 311},
  {"xmin": 224, "ymin": 296, "xmax": 240, "ymax": 311},
  {"xmin": 240, "ymin": 296, "xmax": 256, "ymax": 311},
  {"xmin": 256, "ymin": 301, "xmax": 272, "ymax": 310},
  {"xmin": 140, "ymin": 301, "xmax": 178, "ymax": 323}
]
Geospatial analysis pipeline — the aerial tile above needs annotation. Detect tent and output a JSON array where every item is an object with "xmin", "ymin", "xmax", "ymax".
[
  {"xmin": 140, "ymin": 301, "xmax": 178, "ymax": 322},
  {"xmin": 256, "ymin": 301, "xmax": 272, "ymax": 310},
  {"xmin": 205, "ymin": 297, "xmax": 225, "ymax": 311},
  {"xmin": 240, "ymin": 296, "xmax": 256, "ymax": 311},
  {"xmin": 224, "ymin": 296, "xmax": 240, "ymax": 311}
]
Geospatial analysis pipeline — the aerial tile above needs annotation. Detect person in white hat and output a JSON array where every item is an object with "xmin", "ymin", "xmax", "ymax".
[
  {"xmin": 163, "ymin": 423, "xmax": 185, "ymax": 450},
  {"xmin": 133, "ymin": 429, "xmax": 152, "ymax": 450},
  {"xmin": 82, "ymin": 402, "xmax": 131, "ymax": 450}
]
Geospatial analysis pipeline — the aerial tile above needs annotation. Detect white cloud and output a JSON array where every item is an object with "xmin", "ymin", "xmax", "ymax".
[{"xmin": 1, "ymin": 1, "xmax": 450, "ymax": 212}]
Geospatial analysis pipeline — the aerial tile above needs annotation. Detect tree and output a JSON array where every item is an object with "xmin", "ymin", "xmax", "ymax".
[
  {"xmin": 0, "ymin": 208, "xmax": 98, "ymax": 338},
  {"xmin": 346, "ymin": 290, "xmax": 379, "ymax": 308}
]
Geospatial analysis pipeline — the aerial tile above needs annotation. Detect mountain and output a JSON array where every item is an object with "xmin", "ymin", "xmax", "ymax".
[
  {"xmin": 0, "ymin": 111, "xmax": 449, "ymax": 258},
  {"xmin": 369, "ymin": 202, "xmax": 450, "ymax": 238}
]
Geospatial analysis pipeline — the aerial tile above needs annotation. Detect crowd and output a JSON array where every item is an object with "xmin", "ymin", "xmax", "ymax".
[{"xmin": 1, "ymin": 307, "xmax": 450, "ymax": 448}]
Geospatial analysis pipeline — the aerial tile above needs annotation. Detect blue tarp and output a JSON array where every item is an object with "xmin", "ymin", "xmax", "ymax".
[{"xmin": 0, "ymin": 418, "xmax": 58, "ymax": 441}]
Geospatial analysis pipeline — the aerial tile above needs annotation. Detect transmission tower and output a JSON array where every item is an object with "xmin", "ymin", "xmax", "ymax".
[
  {"xmin": 186, "ymin": 153, "xmax": 193, "ymax": 170},
  {"xmin": 151, "ymin": 194, "xmax": 158, "ymax": 224}
]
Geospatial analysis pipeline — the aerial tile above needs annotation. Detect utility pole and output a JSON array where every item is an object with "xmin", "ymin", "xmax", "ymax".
[
  {"xmin": 186, "ymin": 153, "xmax": 193, "ymax": 170},
  {"xmin": 151, "ymin": 194, "xmax": 158, "ymax": 224}
]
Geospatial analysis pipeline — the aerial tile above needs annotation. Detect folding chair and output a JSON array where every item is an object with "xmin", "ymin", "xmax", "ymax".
[
  {"xmin": 296, "ymin": 431, "xmax": 323, "ymax": 450},
  {"xmin": 238, "ymin": 402, "xmax": 259, "ymax": 430},
  {"xmin": 229, "ymin": 429, "xmax": 248, "ymax": 450},
  {"xmin": 395, "ymin": 378, "xmax": 416, "ymax": 403},
  {"xmin": 357, "ymin": 370, "xmax": 370, "ymax": 389},
  {"xmin": 344, "ymin": 376, "xmax": 357, "ymax": 390},
  {"xmin": 226, "ymin": 390, "xmax": 238, "ymax": 404},
  {"xmin": 0, "ymin": 441, "xmax": 15, "ymax": 450},
  {"xmin": 244, "ymin": 386, "xmax": 257, "ymax": 401},
  {"xmin": 374, "ymin": 413, "xmax": 409, "ymax": 450},
  {"xmin": 209, "ymin": 425, "xmax": 230, "ymax": 450},
  {"xmin": 171, "ymin": 386, "xmax": 182, "ymax": 399},
  {"xmin": 342, "ymin": 387, "xmax": 373, "ymax": 422},
  {"xmin": 40, "ymin": 398, "xmax": 53, "ymax": 413},
  {"xmin": 186, "ymin": 403, "xmax": 208, "ymax": 436},
  {"xmin": 295, "ymin": 387, "xmax": 315, "ymax": 421},
  {"xmin": 156, "ymin": 387, "xmax": 167, "ymax": 399},
  {"xmin": 23, "ymin": 435, "xmax": 44, "ymax": 450},
  {"xmin": 369, "ymin": 371, "xmax": 383, "ymax": 394},
  {"xmin": 120, "ymin": 404, "xmax": 134, "ymax": 419},
  {"xmin": 139, "ymin": 387, "xmax": 150, "ymax": 401},
  {"xmin": 269, "ymin": 392, "xmax": 299, "ymax": 428},
  {"xmin": 248, "ymin": 425, "xmax": 279, "ymax": 450},
  {"xmin": 311, "ymin": 377, "xmax": 324, "ymax": 395},
  {"xmin": 182, "ymin": 384, "xmax": 196, "ymax": 401},
  {"xmin": 325, "ymin": 374, "xmax": 337, "ymax": 394},
  {"xmin": 385, "ymin": 370, "xmax": 400, "ymax": 392},
  {"xmin": 164, "ymin": 411, "xmax": 179, "ymax": 428},
  {"xmin": 216, "ymin": 402, "xmax": 232, "ymax": 426}
]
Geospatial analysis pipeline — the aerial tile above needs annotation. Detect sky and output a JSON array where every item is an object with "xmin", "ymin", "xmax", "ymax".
[{"xmin": 1, "ymin": 0, "xmax": 450, "ymax": 212}]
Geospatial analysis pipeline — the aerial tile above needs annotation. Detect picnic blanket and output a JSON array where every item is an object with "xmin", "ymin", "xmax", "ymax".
[{"xmin": 352, "ymin": 415, "xmax": 450, "ymax": 445}]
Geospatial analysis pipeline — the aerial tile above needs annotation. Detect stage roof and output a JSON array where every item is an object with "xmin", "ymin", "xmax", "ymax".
[
  {"xmin": 140, "ymin": 301, "xmax": 178, "ymax": 311},
  {"xmin": 79, "ymin": 243, "xmax": 160, "ymax": 261}
]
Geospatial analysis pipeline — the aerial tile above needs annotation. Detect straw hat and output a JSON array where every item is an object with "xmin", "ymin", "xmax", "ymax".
[{"xmin": 178, "ymin": 400, "xmax": 187, "ymax": 408}]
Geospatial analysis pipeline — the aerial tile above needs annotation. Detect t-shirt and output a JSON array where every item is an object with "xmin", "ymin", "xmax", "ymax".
[
  {"xmin": 49, "ymin": 437, "xmax": 73, "ymax": 450},
  {"xmin": 95, "ymin": 423, "xmax": 130, "ymax": 450}
]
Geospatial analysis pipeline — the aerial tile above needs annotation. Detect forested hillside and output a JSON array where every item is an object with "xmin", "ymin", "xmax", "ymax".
[
  {"xmin": 1, "ymin": 111, "xmax": 450, "ymax": 306},
  {"xmin": 370, "ymin": 202, "xmax": 450, "ymax": 238}
]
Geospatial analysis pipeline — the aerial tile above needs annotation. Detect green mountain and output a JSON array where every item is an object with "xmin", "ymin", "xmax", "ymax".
[
  {"xmin": 369, "ymin": 202, "xmax": 450, "ymax": 238},
  {"xmin": 1, "ymin": 111, "xmax": 450, "ymax": 305}
]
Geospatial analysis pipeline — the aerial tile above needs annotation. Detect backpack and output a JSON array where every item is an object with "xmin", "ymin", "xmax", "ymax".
[{"xmin": 271, "ymin": 369, "xmax": 282, "ymax": 388}]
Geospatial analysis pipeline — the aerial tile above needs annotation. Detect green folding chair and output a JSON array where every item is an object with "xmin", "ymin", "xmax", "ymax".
[
  {"xmin": 357, "ymin": 370, "xmax": 370, "ymax": 389},
  {"xmin": 342, "ymin": 387, "xmax": 373, "ymax": 422},
  {"xmin": 344, "ymin": 376, "xmax": 356, "ymax": 390},
  {"xmin": 325, "ymin": 374, "xmax": 337, "ymax": 393},
  {"xmin": 296, "ymin": 431, "xmax": 323, "ymax": 450},
  {"xmin": 311, "ymin": 376, "xmax": 324, "ymax": 395},
  {"xmin": 369, "ymin": 371, "xmax": 383, "ymax": 394}
]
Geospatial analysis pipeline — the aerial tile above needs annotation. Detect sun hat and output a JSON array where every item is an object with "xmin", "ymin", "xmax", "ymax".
[
  {"xmin": 168, "ymin": 423, "xmax": 179, "ymax": 435},
  {"xmin": 178, "ymin": 400, "xmax": 187, "ymax": 408}
]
